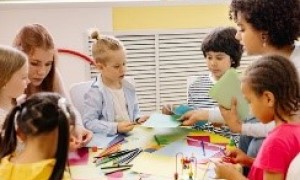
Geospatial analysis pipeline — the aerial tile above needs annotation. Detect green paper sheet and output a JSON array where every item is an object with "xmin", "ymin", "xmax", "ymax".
[
  {"xmin": 154, "ymin": 128, "xmax": 190, "ymax": 146},
  {"xmin": 209, "ymin": 68, "xmax": 249, "ymax": 121}
]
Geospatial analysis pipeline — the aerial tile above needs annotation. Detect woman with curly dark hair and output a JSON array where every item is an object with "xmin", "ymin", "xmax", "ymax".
[
  {"xmin": 230, "ymin": 0, "xmax": 300, "ymax": 58},
  {"xmin": 218, "ymin": 0, "xmax": 300, "ymax": 179}
]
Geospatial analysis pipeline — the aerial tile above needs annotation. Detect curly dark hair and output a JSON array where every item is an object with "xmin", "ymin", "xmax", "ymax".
[
  {"xmin": 242, "ymin": 55, "xmax": 300, "ymax": 122},
  {"xmin": 201, "ymin": 27, "xmax": 243, "ymax": 68},
  {"xmin": 229, "ymin": 0, "xmax": 300, "ymax": 48}
]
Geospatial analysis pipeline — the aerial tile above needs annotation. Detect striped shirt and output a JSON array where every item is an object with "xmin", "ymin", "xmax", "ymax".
[{"xmin": 187, "ymin": 73, "xmax": 217, "ymax": 109}]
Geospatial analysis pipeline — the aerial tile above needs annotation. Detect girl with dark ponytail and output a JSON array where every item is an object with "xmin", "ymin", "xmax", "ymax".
[{"xmin": 0, "ymin": 92, "xmax": 75, "ymax": 180}]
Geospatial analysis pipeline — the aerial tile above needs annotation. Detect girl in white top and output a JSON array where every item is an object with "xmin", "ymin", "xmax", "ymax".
[{"xmin": 0, "ymin": 45, "xmax": 29, "ymax": 131}]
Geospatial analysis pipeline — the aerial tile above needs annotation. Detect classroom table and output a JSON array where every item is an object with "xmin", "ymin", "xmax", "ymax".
[{"xmin": 68, "ymin": 125, "xmax": 232, "ymax": 180}]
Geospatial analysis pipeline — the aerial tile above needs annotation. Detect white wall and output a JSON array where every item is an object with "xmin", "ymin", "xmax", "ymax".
[
  {"xmin": 0, "ymin": 0, "xmax": 227, "ymax": 91},
  {"xmin": 0, "ymin": 3, "xmax": 113, "ymax": 90}
]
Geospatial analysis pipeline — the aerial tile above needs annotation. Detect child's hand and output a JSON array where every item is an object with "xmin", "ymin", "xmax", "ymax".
[
  {"xmin": 214, "ymin": 161, "xmax": 246, "ymax": 180},
  {"xmin": 219, "ymin": 97, "xmax": 242, "ymax": 133},
  {"xmin": 162, "ymin": 104, "xmax": 173, "ymax": 115},
  {"xmin": 117, "ymin": 121, "xmax": 134, "ymax": 133},
  {"xmin": 225, "ymin": 148, "xmax": 253, "ymax": 166},
  {"xmin": 181, "ymin": 110, "xmax": 208, "ymax": 126},
  {"xmin": 136, "ymin": 115, "xmax": 149, "ymax": 124}
]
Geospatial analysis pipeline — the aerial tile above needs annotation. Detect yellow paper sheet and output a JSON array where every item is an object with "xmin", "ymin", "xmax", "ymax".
[
  {"xmin": 131, "ymin": 152, "xmax": 176, "ymax": 178},
  {"xmin": 131, "ymin": 152, "xmax": 214, "ymax": 179}
]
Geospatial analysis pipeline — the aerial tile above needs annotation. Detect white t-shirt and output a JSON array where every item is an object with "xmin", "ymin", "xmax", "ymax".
[{"xmin": 107, "ymin": 87, "xmax": 130, "ymax": 122}]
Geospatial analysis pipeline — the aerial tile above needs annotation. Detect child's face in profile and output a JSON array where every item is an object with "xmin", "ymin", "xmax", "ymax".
[
  {"xmin": 99, "ymin": 49, "xmax": 127, "ymax": 82},
  {"xmin": 3, "ymin": 62, "xmax": 29, "ymax": 99},
  {"xmin": 241, "ymin": 81, "xmax": 274, "ymax": 124},
  {"xmin": 205, "ymin": 51, "xmax": 231, "ymax": 80}
]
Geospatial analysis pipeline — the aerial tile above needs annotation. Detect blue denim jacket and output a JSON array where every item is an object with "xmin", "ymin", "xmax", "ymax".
[{"xmin": 82, "ymin": 76, "xmax": 140, "ymax": 135}]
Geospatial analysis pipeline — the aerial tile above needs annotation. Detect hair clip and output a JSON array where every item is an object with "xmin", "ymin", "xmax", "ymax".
[
  {"xmin": 16, "ymin": 94, "xmax": 27, "ymax": 106},
  {"xmin": 58, "ymin": 97, "xmax": 70, "ymax": 119}
]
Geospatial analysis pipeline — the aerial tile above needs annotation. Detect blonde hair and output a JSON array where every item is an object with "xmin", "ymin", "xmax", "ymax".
[
  {"xmin": 0, "ymin": 45, "xmax": 27, "ymax": 89},
  {"xmin": 90, "ymin": 30, "xmax": 125, "ymax": 64}
]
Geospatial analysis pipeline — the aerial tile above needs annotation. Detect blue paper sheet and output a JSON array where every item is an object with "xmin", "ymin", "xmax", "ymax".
[
  {"xmin": 86, "ymin": 133, "xmax": 118, "ymax": 148},
  {"xmin": 141, "ymin": 113, "xmax": 181, "ymax": 128}
]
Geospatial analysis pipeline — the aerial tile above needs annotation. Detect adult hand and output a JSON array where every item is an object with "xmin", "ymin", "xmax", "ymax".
[
  {"xmin": 219, "ymin": 97, "xmax": 242, "ymax": 133},
  {"xmin": 117, "ymin": 121, "xmax": 135, "ymax": 133},
  {"xmin": 181, "ymin": 110, "xmax": 208, "ymax": 126},
  {"xmin": 70, "ymin": 125, "xmax": 93, "ymax": 150},
  {"xmin": 161, "ymin": 104, "xmax": 173, "ymax": 115},
  {"xmin": 214, "ymin": 162, "xmax": 246, "ymax": 180},
  {"xmin": 69, "ymin": 135, "xmax": 81, "ymax": 151}
]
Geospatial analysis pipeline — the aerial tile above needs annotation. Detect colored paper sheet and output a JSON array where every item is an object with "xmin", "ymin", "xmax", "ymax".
[
  {"xmin": 173, "ymin": 104, "xmax": 193, "ymax": 116},
  {"xmin": 86, "ymin": 133, "xmax": 118, "ymax": 148},
  {"xmin": 209, "ymin": 68, "xmax": 249, "ymax": 120},
  {"xmin": 154, "ymin": 139, "xmax": 218, "ymax": 160},
  {"xmin": 186, "ymin": 135, "xmax": 210, "ymax": 144},
  {"xmin": 131, "ymin": 152, "xmax": 213, "ymax": 180},
  {"xmin": 141, "ymin": 113, "xmax": 181, "ymax": 128},
  {"xmin": 68, "ymin": 147, "xmax": 89, "ymax": 166},
  {"xmin": 131, "ymin": 152, "xmax": 175, "ymax": 178},
  {"xmin": 188, "ymin": 131, "xmax": 229, "ymax": 145},
  {"xmin": 154, "ymin": 128, "xmax": 190, "ymax": 146}
]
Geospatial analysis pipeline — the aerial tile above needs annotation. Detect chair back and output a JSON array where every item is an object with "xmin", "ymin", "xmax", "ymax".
[
  {"xmin": 69, "ymin": 81, "xmax": 93, "ymax": 116},
  {"xmin": 286, "ymin": 153, "xmax": 300, "ymax": 180}
]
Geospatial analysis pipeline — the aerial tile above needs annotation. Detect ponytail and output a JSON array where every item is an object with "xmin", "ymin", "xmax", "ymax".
[
  {"xmin": 0, "ymin": 106, "xmax": 20, "ymax": 158},
  {"xmin": 49, "ymin": 106, "xmax": 71, "ymax": 180}
]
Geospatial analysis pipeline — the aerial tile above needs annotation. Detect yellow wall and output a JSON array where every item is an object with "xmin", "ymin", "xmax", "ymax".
[{"xmin": 113, "ymin": 5, "xmax": 234, "ymax": 30}]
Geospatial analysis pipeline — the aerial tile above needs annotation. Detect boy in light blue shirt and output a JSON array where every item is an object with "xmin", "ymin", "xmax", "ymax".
[{"xmin": 83, "ymin": 30, "xmax": 148, "ymax": 135}]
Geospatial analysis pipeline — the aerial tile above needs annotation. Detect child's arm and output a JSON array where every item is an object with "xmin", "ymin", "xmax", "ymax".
[
  {"xmin": 220, "ymin": 98, "xmax": 274, "ymax": 137},
  {"xmin": 242, "ymin": 121, "xmax": 275, "ymax": 137},
  {"xmin": 181, "ymin": 107, "xmax": 224, "ymax": 126},
  {"xmin": 208, "ymin": 106, "xmax": 225, "ymax": 123},
  {"xmin": 83, "ymin": 88, "xmax": 118, "ymax": 135}
]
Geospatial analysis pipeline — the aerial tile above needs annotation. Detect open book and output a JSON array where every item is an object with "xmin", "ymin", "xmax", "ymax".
[{"xmin": 209, "ymin": 68, "xmax": 249, "ymax": 121}]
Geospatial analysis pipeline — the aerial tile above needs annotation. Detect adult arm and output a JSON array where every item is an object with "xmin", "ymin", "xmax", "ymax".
[
  {"xmin": 53, "ymin": 69, "xmax": 83, "ymax": 126},
  {"xmin": 53, "ymin": 69, "xmax": 92, "ymax": 146}
]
